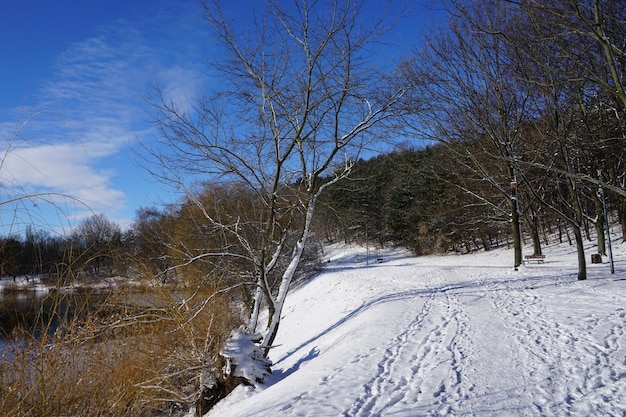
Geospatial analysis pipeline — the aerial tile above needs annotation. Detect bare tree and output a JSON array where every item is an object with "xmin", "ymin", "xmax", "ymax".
[
  {"xmin": 147, "ymin": 0, "xmax": 409, "ymax": 368},
  {"xmin": 510, "ymin": 0, "xmax": 626, "ymax": 250},
  {"xmin": 513, "ymin": 0, "xmax": 626, "ymax": 111},
  {"xmin": 73, "ymin": 213, "xmax": 123, "ymax": 277},
  {"xmin": 406, "ymin": 0, "xmax": 626, "ymax": 279},
  {"xmin": 499, "ymin": 0, "xmax": 626, "ymax": 279},
  {"xmin": 405, "ymin": 1, "xmax": 530, "ymax": 268}
]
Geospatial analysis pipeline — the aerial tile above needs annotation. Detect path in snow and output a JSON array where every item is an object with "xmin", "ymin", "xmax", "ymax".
[{"xmin": 206, "ymin": 241, "xmax": 626, "ymax": 416}]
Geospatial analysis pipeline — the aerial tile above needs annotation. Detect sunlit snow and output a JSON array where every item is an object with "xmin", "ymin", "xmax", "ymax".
[{"xmin": 205, "ymin": 236, "xmax": 626, "ymax": 416}]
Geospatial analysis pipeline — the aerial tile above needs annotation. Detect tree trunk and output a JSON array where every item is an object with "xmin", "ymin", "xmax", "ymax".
[
  {"xmin": 573, "ymin": 225, "xmax": 587, "ymax": 281},
  {"xmin": 583, "ymin": 218, "xmax": 591, "ymax": 241},
  {"xmin": 510, "ymin": 195, "xmax": 522, "ymax": 269},
  {"xmin": 262, "ymin": 236, "xmax": 307, "ymax": 356},
  {"xmin": 566, "ymin": 169, "xmax": 587, "ymax": 280},
  {"xmin": 524, "ymin": 210, "xmax": 542, "ymax": 256},
  {"xmin": 621, "ymin": 200, "xmax": 626, "ymax": 242},
  {"xmin": 261, "ymin": 194, "xmax": 320, "ymax": 356},
  {"xmin": 594, "ymin": 193, "xmax": 606, "ymax": 255},
  {"xmin": 531, "ymin": 223, "xmax": 542, "ymax": 256},
  {"xmin": 542, "ymin": 222, "xmax": 549, "ymax": 246},
  {"xmin": 481, "ymin": 234, "xmax": 490, "ymax": 251},
  {"xmin": 247, "ymin": 284, "xmax": 263, "ymax": 332}
]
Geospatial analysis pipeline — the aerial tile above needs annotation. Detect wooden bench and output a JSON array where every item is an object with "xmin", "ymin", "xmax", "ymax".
[{"xmin": 523, "ymin": 254, "xmax": 546, "ymax": 264}]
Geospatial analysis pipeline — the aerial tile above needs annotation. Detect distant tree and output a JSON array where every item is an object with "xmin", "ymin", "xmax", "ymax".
[
  {"xmin": 317, "ymin": 144, "xmax": 509, "ymax": 255},
  {"xmin": 0, "ymin": 236, "xmax": 23, "ymax": 280},
  {"xmin": 131, "ymin": 206, "xmax": 174, "ymax": 281},
  {"xmin": 318, "ymin": 156, "xmax": 389, "ymax": 246},
  {"xmin": 73, "ymin": 214, "xmax": 123, "ymax": 278},
  {"xmin": 22, "ymin": 226, "xmax": 46, "ymax": 276}
]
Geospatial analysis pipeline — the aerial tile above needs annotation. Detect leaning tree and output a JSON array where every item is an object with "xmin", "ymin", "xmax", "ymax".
[{"xmin": 147, "ymin": 0, "xmax": 410, "ymax": 366}]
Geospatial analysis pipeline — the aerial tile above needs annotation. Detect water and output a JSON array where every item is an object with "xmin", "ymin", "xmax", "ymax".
[
  {"xmin": 0, "ymin": 278, "xmax": 201, "ymax": 357},
  {"xmin": 0, "ymin": 284, "xmax": 109, "ymax": 349}
]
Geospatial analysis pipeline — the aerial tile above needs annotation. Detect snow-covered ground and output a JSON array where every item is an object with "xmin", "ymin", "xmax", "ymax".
[{"xmin": 206, "ymin": 236, "xmax": 626, "ymax": 416}]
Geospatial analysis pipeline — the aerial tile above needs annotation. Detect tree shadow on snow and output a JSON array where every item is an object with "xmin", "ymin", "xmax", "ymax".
[{"xmin": 270, "ymin": 347, "xmax": 320, "ymax": 383}]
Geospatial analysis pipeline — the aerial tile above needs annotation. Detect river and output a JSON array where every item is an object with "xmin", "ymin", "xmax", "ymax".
[{"xmin": 0, "ymin": 281, "xmax": 113, "ymax": 352}]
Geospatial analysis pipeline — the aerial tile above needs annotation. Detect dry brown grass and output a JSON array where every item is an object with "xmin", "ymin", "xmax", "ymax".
[{"xmin": 0, "ymin": 284, "xmax": 243, "ymax": 417}]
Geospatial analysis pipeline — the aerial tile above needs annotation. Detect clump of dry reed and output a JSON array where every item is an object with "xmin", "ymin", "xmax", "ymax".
[{"xmin": 0, "ymin": 282, "xmax": 243, "ymax": 417}]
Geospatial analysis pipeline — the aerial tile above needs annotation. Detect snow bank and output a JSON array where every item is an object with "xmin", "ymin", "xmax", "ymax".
[{"xmin": 206, "ymin": 238, "xmax": 626, "ymax": 416}]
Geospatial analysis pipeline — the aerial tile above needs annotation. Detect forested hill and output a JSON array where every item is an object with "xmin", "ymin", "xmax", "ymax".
[{"xmin": 315, "ymin": 143, "xmax": 625, "ymax": 258}]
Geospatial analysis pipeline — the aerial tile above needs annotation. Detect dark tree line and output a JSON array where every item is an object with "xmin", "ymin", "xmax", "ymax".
[
  {"xmin": 1, "ymin": 214, "xmax": 129, "ymax": 282},
  {"xmin": 0, "ymin": 227, "xmax": 66, "ymax": 281}
]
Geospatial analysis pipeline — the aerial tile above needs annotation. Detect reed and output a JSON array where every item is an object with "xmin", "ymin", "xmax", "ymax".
[{"xmin": 0, "ymin": 280, "xmax": 243, "ymax": 417}]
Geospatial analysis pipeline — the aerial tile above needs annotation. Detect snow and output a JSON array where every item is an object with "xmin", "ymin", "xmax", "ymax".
[
  {"xmin": 0, "ymin": 275, "xmax": 48, "ymax": 294},
  {"xmin": 205, "ymin": 237, "xmax": 626, "ymax": 417},
  {"xmin": 220, "ymin": 328, "xmax": 272, "ymax": 385}
]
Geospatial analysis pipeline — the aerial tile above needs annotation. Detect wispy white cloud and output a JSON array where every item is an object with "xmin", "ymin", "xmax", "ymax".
[
  {"xmin": 44, "ymin": 24, "xmax": 149, "ymax": 114},
  {"xmin": 156, "ymin": 65, "xmax": 203, "ymax": 114},
  {"xmin": 0, "ymin": 5, "xmax": 210, "ymax": 233},
  {"xmin": 2, "ymin": 141, "xmax": 125, "ymax": 202},
  {"xmin": 0, "ymin": 26, "xmax": 143, "ymax": 228}
]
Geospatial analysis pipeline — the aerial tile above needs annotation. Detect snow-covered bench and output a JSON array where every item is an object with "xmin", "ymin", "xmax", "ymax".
[{"xmin": 523, "ymin": 254, "xmax": 545, "ymax": 264}]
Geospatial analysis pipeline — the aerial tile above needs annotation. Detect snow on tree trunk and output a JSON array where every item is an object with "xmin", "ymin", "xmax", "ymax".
[
  {"xmin": 220, "ymin": 328, "xmax": 272, "ymax": 386},
  {"xmin": 247, "ymin": 283, "xmax": 263, "ymax": 332},
  {"xmin": 261, "ymin": 235, "xmax": 307, "ymax": 354},
  {"xmin": 261, "ymin": 193, "xmax": 320, "ymax": 355}
]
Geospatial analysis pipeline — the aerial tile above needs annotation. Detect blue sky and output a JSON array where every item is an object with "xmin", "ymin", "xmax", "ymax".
[
  {"xmin": 0, "ymin": 1, "xmax": 443, "ymax": 235},
  {"xmin": 0, "ymin": 0, "xmax": 211, "ymax": 234}
]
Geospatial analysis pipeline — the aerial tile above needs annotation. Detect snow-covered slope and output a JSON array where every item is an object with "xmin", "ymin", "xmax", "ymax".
[{"xmin": 206, "ymin": 238, "xmax": 626, "ymax": 416}]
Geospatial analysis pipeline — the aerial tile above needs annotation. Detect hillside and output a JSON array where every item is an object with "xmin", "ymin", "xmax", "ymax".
[{"xmin": 205, "ymin": 237, "xmax": 626, "ymax": 416}]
